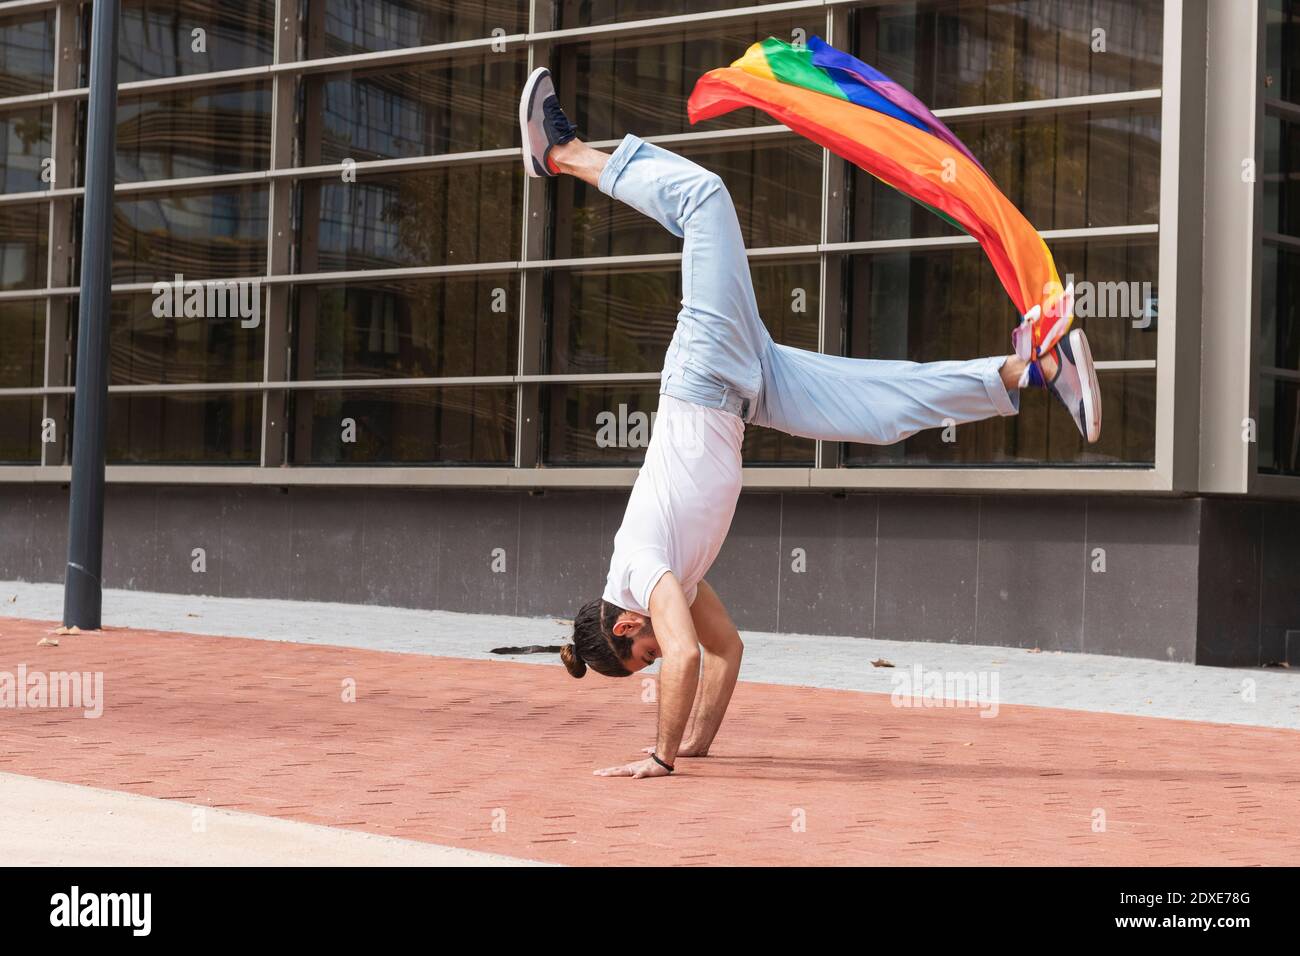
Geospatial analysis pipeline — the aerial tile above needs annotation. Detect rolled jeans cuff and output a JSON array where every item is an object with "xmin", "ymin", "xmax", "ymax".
[
  {"xmin": 597, "ymin": 133, "xmax": 645, "ymax": 198},
  {"xmin": 980, "ymin": 355, "xmax": 1020, "ymax": 417}
]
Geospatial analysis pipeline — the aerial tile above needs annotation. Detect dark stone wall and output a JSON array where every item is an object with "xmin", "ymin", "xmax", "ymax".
[{"xmin": 2, "ymin": 483, "xmax": 1297, "ymax": 665}]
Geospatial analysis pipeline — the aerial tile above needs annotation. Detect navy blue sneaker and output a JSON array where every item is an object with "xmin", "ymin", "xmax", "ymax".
[{"xmin": 520, "ymin": 67, "xmax": 578, "ymax": 178}]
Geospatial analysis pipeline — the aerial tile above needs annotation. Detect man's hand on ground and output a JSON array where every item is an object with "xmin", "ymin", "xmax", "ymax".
[
  {"xmin": 642, "ymin": 743, "xmax": 709, "ymax": 758},
  {"xmin": 594, "ymin": 757, "xmax": 673, "ymax": 779}
]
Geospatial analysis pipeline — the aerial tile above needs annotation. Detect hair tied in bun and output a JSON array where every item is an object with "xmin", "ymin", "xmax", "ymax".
[{"xmin": 560, "ymin": 643, "xmax": 587, "ymax": 679}]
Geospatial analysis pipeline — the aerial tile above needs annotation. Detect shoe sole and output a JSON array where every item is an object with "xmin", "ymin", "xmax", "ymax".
[
  {"xmin": 1069, "ymin": 328, "xmax": 1102, "ymax": 444},
  {"xmin": 520, "ymin": 66, "xmax": 551, "ymax": 178}
]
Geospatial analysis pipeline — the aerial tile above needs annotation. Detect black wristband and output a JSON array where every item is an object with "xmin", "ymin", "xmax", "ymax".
[{"xmin": 650, "ymin": 752, "xmax": 675, "ymax": 773}]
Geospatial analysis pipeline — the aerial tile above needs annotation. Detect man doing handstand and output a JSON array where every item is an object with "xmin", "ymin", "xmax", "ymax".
[{"xmin": 520, "ymin": 67, "xmax": 1101, "ymax": 780}]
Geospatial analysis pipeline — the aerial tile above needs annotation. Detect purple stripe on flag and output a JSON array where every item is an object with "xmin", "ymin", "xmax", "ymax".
[{"xmin": 808, "ymin": 36, "xmax": 986, "ymax": 174}]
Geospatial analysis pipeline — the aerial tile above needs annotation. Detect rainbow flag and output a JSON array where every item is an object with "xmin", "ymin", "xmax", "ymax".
[{"xmin": 687, "ymin": 36, "xmax": 1073, "ymax": 358}]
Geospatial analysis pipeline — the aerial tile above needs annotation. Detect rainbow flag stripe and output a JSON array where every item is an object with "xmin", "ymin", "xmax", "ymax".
[{"xmin": 688, "ymin": 36, "xmax": 1070, "ymax": 342}]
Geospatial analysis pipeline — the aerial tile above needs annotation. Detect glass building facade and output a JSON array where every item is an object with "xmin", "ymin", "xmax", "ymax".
[
  {"xmin": 0, "ymin": 0, "xmax": 1290, "ymax": 494},
  {"xmin": 1260, "ymin": 0, "xmax": 1300, "ymax": 475}
]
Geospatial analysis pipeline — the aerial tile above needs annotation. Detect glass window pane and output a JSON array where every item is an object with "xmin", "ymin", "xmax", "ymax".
[
  {"xmin": 0, "ymin": 106, "xmax": 52, "ymax": 194},
  {"xmin": 555, "ymin": 12, "xmax": 824, "ymax": 141},
  {"xmin": 843, "ymin": 240, "xmax": 1157, "ymax": 366},
  {"xmin": 546, "ymin": 259, "xmax": 818, "ymax": 375},
  {"xmin": 0, "ymin": 298, "xmax": 46, "ymax": 388},
  {"xmin": 112, "ymin": 82, "xmax": 272, "ymax": 182},
  {"xmin": 1262, "ymin": 114, "xmax": 1300, "ymax": 239},
  {"xmin": 742, "ymin": 424, "xmax": 815, "ymax": 465},
  {"xmin": 299, "ymin": 54, "xmax": 528, "ymax": 165},
  {"xmin": 1259, "ymin": 4, "xmax": 1299, "ymax": 477},
  {"xmin": 114, "ymin": 0, "xmax": 275, "ymax": 83},
  {"xmin": 0, "ymin": 397, "xmax": 41, "ymax": 463},
  {"xmin": 855, "ymin": 0, "xmax": 1163, "ymax": 109},
  {"xmin": 839, "ymin": 241, "xmax": 1155, "ymax": 464},
  {"xmin": 844, "ymin": 369, "xmax": 1155, "ymax": 465},
  {"xmin": 1059, "ymin": 240, "xmax": 1159, "ymax": 362},
  {"xmin": 0, "ymin": 201, "xmax": 49, "ymax": 291},
  {"xmin": 293, "ymin": 275, "xmax": 519, "ymax": 380},
  {"xmin": 1265, "ymin": 0, "xmax": 1299, "ymax": 106},
  {"xmin": 102, "ymin": 392, "xmax": 262, "ymax": 463},
  {"xmin": 93, "ymin": 292, "xmax": 265, "ymax": 385},
  {"xmin": 290, "ymin": 386, "xmax": 516, "ymax": 464},
  {"xmin": 299, "ymin": 163, "xmax": 521, "ymax": 273},
  {"xmin": 308, "ymin": 0, "xmax": 528, "ymax": 56},
  {"xmin": 108, "ymin": 185, "xmax": 269, "ymax": 284},
  {"xmin": 1259, "ymin": 377, "xmax": 1300, "ymax": 476},
  {"xmin": 0, "ymin": 10, "xmax": 54, "ymax": 97},
  {"xmin": 550, "ymin": 135, "xmax": 821, "ymax": 259},
  {"xmin": 543, "ymin": 382, "xmax": 663, "ymax": 465},
  {"xmin": 849, "ymin": 107, "xmax": 1161, "ymax": 241},
  {"xmin": 1261, "ymin": 244, "xmax": 1300, "ymax": 373},
  {"xmin": 542, "ymin": 383, "xmax": 813, "ymax": 465}
]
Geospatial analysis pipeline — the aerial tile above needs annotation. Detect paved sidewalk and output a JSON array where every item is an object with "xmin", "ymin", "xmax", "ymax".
[
  {"xmin": 2, "ymin": 582, "xmax": 1297, "ymax": 729},
  {"xmin": 2, "ymin": 614, "xmax": 1297, "ymax": 866}
]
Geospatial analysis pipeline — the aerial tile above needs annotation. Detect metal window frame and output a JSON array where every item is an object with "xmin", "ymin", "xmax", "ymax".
[
  {"xmin": 1200, "ymin": 0, "xmax": 1263, "ymax": 495},
  {"xmin": 0, "ymin": 0, "xmax": 1188, "ymax": 492},
  {"xmin": 0, "ymin": 221, "xmax": 1160, "ymax": 297},
  {"xmin": 0, "ymin": 0, "xmax": 62, "ymax": 16},
  {"xmin": 1153, "ymin": 0, "xmax": 1206, "ymax": 493}
]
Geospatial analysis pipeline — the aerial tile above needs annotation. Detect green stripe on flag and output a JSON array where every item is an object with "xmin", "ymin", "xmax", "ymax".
[
  {"xmin": 759, "ymin": 37, "xmax": 847, "ymax": 99},
  {"xmin": 912, "ymin": 196, "xmax": 969, "ymax": 236}
]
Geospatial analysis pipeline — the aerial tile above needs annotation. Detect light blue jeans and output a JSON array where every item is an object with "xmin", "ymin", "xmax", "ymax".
[{"xmin": 597, "ymin": 134, "xmax": 1019, "ymax": 443}]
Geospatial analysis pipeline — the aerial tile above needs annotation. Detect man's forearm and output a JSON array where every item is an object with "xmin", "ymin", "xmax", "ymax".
[
  {"xmin": 682, "ymin": 655, "xmax": 708, "ymax": 743},
  {"xmin": 684, "ymin": 646, "xmax": 741, "ymax": 750},
  {"xmin": 655, "ymin": 652, "xmax": 700, "ymax": 763}
]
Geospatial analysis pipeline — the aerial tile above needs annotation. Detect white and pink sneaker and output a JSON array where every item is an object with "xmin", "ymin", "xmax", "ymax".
[
  {"xmin": 520, "ymin": 67, "xmax": 578, "ymax": 178},
  {"xmin": 1019, "ymin": 327, "xmax": 1102, "ymax": 444}
]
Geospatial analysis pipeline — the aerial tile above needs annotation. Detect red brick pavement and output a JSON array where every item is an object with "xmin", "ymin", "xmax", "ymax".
[{"xmin": 1, "ymin": 616, "xmax": 1297, "ymax": 866}]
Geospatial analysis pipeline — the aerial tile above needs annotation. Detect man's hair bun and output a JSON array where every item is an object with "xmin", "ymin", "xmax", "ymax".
[{"xmin": 560, "ymin": 643, "xmax": 587, "ymax": 678}]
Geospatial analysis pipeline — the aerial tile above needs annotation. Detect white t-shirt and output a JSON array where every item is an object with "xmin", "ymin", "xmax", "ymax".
[{"xmin": 602, "ymin": 394, "xmax": 745, "ymax": 615}]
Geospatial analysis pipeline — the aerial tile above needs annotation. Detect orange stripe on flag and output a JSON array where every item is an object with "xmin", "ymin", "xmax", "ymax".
[{"xmin": 688, "ymin": 67, "xmax": 1062, "ymax": 317}]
